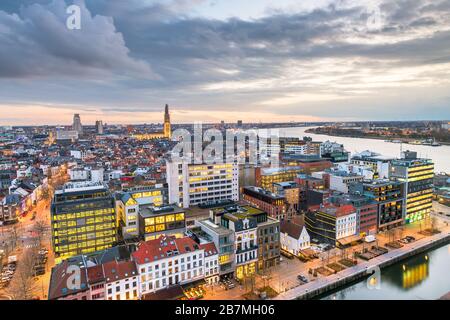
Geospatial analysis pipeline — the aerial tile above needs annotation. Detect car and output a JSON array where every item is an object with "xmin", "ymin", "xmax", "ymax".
[
  {"xmin": 297, "ymin": 275, "xmax": 308, "ymax": 283},
  {"xmin": 406, "ymin": 236, "xmax": 415, "ymax": 241}
]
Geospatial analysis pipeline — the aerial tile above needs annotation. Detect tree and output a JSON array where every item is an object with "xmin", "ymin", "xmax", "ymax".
[
  {"xmin": 6, "ymin": 249, "xmax": 38, "ymax": 300},
  {"xmin": 33, "ymin": 219, "xmax": 49, "ymax": 248}
]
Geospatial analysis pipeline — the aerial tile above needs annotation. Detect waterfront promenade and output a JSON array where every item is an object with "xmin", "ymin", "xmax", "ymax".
[{"xmin": 274, "ymin": 220, "xmax": 450, "ymax": 300}]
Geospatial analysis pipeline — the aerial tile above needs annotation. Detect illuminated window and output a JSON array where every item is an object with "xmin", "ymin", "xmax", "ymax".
[{"xmin": 156, "ymin": 224, "xmax": 165, "ymax": 232}]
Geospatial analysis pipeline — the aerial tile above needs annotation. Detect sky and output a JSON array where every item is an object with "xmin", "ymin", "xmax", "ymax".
[{"xmin": 0, "ymin": 0, "xmax": 450, "ymax": 125}]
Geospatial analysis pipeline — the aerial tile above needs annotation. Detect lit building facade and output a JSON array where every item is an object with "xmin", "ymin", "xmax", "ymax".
[
  {"xmin": 115, "ymin": 185, "xmax": 166, "ymax": 239},
  {"xmin": 139, "ymin": 205, "xmax": 186, "ymax": 241},
  {"xmin": 166, "ymin": 160, "xmax": 239, "ymax": 208},
  {"xmin": 132, "ymin": 235, "xmax": 214, "ymax": 297},
  {"xmin": 391, "ymin": 151, "xmax": 434, "ymax": 224},
  {"xmin": 351, "ymin": 179, "xmax": 406, "ymax": 231},
  {"xmin": 51, "ymin": 182, "xmax": 117, "ymax": 262},
  {"xmin": 255, "ymin": 166, "xmax": 302, "ymax": 192}
]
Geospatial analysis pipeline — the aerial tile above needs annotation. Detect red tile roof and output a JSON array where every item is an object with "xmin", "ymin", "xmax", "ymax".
[
  {"xmin": 86, "ymin": 264, "xmax": 105, "ymax": 284},
  {"xmin": 132, "ymin": 235, "xmax": 202, "ymax": 265},
  {"xmin": 103, "ymin": 260, "xmax": 138, "ymax": 283},
  {"xmin": 199, "ymin": 242, "xmax": 218, "ymax": 257}
]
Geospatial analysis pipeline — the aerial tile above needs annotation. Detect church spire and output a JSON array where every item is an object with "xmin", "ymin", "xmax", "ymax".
[{"xmin": 164, "ymin": 104, "xmax": 171, "ymax": 139}]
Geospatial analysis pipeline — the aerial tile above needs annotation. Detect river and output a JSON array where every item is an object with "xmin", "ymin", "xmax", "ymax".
[
  {"xmin": 319, "ymin": 242, "xmax": 450, "ymax": 300},
  {"xmin": 275, "ymin": 127, "xmax": 450, "ymax": 173}
]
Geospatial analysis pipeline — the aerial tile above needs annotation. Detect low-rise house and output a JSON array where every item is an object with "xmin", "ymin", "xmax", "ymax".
[{"xmin": 280, "ymin": 218, "xmax": 311, "ymax": 256}]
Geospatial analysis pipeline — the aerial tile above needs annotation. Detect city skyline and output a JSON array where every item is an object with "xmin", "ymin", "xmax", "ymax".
[{"xmin": 1, "ymin": 0, "xmax": 450, "ymax": 125}]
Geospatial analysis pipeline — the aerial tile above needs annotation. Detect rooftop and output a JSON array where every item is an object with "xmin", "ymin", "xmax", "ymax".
[{"xmin": 139, "ymin": 205, "xmax": 184, "ymax": 218}]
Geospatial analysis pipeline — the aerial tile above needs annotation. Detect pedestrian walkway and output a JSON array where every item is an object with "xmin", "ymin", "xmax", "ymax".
[{"xmin": 274, "ymin": 222, "xmax": 450, "ymax": 300}]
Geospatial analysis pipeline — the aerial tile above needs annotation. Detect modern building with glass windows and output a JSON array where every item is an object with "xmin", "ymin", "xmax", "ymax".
[
  {"xmin": 51, "ymin": 182, "xmax": 117, "ymax": 263},
  {"xmin": 391, "ymin": 151, "xmax": 434, "ymax": 224},
  {"xmin": 139, "ymin": 205, "xmax": 186, "ymax": 241},
  {"xmin": 115, "ymin": 185, "xmax": 167, "ymax": 240}
]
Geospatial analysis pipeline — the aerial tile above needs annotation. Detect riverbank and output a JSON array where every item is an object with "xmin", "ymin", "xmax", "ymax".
[
  {"xmin": 304, "ymin": 128, "xmax": 450, "ymax": 146},
  {"xmin": 273, "ymin": 223, "xmax": 450, "ymax": 300}
]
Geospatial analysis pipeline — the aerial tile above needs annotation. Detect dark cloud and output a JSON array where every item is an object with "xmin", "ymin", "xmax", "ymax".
[
  {"xmin": 0, "ymin": 0, "xmax": 449, "ymax": 121},
  {"xmin": 0, "ymin": 0, "xmax": 155, "ymax": 78}
]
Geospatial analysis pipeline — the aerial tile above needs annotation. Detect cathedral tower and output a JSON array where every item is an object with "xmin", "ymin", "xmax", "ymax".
[{"xmin": 163, "ymin": 104, "xmax": 171, "ymax": 139}]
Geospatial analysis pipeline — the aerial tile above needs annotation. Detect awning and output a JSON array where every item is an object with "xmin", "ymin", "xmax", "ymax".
[
  {"xmin": 338, "ymin": 234, "xmax": 362, "ymax": 246},
  {"xmin": 141, "ymin": 285, "xmax": 185, "ymax": 300}
]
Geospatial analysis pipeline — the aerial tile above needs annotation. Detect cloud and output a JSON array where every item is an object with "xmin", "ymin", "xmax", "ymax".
[
  {"xmin": 0, "ymin": 0, "xmax": 449, "ymax": 123},
  {"xmin": 0, "ymin": 0, "xmax": 155, "ymax": 78}
]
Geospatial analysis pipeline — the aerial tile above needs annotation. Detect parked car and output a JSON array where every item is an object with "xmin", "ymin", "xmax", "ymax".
[{"xmin": 297, "ymin": 275, "xmax": 308, "ymax": 283}]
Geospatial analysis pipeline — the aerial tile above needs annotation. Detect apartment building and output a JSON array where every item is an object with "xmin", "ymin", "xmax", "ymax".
[
  {"xmin": 212, "ymin": 204, "xmax": 280, "ymax": 279},
  {"xmin": 351, "ymin": 179, "xmax": 406, "ymax": 231},
  {"xmin": 242, "ymin": 186, "xmax": 286, "ymax": 220},
  {"xmin": 103, "ymin": 260, "xmax": 139, "ymax": 300},
  {"xmin": 166, "ymin": 160, "xmax": 239, "ymax": 208},
  {"xmin": 132, "ymin": 235, "xmax": 216, "ymax": 297},
  {"xmin": 194, "ymin": 219, "xmax": 235, "ymax": 278}
]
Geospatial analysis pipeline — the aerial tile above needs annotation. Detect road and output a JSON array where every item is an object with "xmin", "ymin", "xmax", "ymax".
[{"xmin": 0, "ymin": 180, "xmax": 59, "ymax": 300}]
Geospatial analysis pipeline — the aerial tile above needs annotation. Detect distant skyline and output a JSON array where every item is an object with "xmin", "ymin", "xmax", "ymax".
[{"xmin": 1, "ymin": 0, "xmax": 450, "ymax": 125}]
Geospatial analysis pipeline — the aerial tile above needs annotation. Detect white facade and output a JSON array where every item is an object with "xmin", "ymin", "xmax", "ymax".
[
  {"xmin": 69, "ymin": 168, "xmax": 89, "ymax": 181},
  {"xmin": 329, "ymin": 173, "xmax": 364, "ymax": 193},
  {"xmin": 320, "ymin": 140, "xmax": 345, "ymax": 155},
  {"xmin": 336, "ymin": 212, "xmax": 357, "ymax": 240},
  {"xmin": 105, "ymin": 275, "xmax": 139, "ymax": 300},
  {"xmin": 166, "ymin": 160, "xmax": 239, "ymax": 208},
  {"xmin": 285, "ymin": 143, "xmax": 308, "ymax": 155},
  {"xmin": 134, "ymin": 238, "xmax": 212, "ymax": 297},
  {"xmin": 280, "ymin": 226, "xmax": 310, "ymax": 256},
  {"xmin": 56, "ymin": 130, "xmax": 78, "ymax": 141}
]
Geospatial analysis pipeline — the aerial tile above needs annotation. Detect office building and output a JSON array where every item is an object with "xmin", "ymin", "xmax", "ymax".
[
  {"xmin": 115, "ymin": 185, "xmax": 167, "ymax": 239},
  {"xmin": 139, "ymin": 205, "xmax": 186, "ymax": 241},
  {"xmin": 51, "ymin": 182, "xmax": 117, "ymax": 262},
  {"xmin": 391, "ymin": 151, "xmax": 434, "ymax": 224},
  {"xmin": 305, "ymin": 204, "xmax": 357, "ymax": 246},
  {"xmin": 255, "ymin": 166, "xmax": 302, "ymax": 192},
  {"xmin": 166, "ymin": 160, "xmax": 239, "ymax": 208}
]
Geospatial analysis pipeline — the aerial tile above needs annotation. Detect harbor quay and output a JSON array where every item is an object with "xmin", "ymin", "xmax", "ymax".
[{"xmin": 274, "ymin": 221, "xmax": 450, "ymax": 300}]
